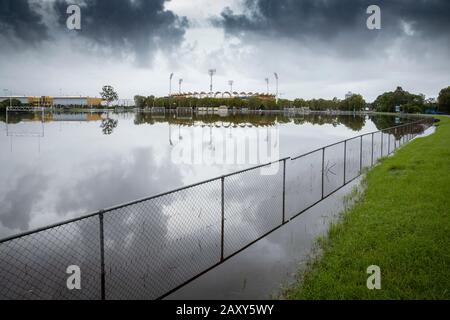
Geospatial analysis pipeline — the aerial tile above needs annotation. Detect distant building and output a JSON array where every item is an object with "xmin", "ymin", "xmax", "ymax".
[
  {"xmin": 53, "ymin": 96, "xmax": 103, "ymax": 107},
  {"xmin": 345, "ymin": 91, "xmax": 354, "ymax": 99},
  {"xmin": 169, "ymin": 91, "xmax": 275, "ymax": 100},
  {"xmin": 52, "ymin": 113, "xmax": 103, "ymax": 121},
  {"xmin": 0, "ymin": 96, "xmax": 103, "ymax": 107}
]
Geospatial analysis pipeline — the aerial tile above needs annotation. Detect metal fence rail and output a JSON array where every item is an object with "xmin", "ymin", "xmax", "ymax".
[{"xmin": 0, "ymin": 118, "xmax": 434, "ymax": 300}]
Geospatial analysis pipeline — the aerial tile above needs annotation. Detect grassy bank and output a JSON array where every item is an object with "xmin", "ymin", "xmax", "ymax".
[{"xmin": 286, "ymin": 116, "xmax": 450, "ymax": 299}]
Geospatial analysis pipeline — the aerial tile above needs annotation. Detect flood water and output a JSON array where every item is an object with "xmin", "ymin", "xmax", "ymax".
[
  {"xmin": 0, "ymin": 110, "xmax": 426, "ymax": 300},
  {"xmin": 0, "ymin": 111, "xmax": 409, "ymax": 239}
]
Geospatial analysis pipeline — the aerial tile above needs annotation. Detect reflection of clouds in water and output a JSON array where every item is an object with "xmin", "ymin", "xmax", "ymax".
[
  {"xmin": 48, "ymin": 146, "xmax": 212, "ymax": 299},
  {"xmin": 0, "ymin": 147, "xmax": 188, "ymax": 299},
  {"xmin": 103, "ymin": 179, "xmax": 222, "ymax": 299},
  {"xmin": 54, "ymin": 147, "xmax": 183, "ymax": 215},
  {"xmin": 0, "ymin": 215, "xmax": 102, "ymax": 300},
  {"xmin": 0, "ymin": 172, "xmax": 48, "ymax": 231},
  {"xmin": 223, "ymin": 167, "xmax": 284, "ymax": 256}
]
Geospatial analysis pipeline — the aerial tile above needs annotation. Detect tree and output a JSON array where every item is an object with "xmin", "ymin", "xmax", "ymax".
[
  {"xmin": 438, "ymin": 86, "xmax": 450, "ymax": 114},
  {"xmin": 134, "ymin": 95, "xmax": 146, "ymax": 108},
  {"xmin": 100, "ymin": 118, "xmax": 118, "ymax": 135},
  {"xmin": 0, "ymin": 99, "xmax": 22, "ymax": 109},
  {"xmin": 293, "ymin": 98, "xmax": 306, "ymax": 108},
  {"xmin": 100, "ymin": 85, "xmax": 118, "ymax": 107},
  {"xmin": 373, "ymin": 87, "xmax": 424, "ymax": 113},
  {"xmin": 340, "ymin": 94, "xmax": 365, "ymax": 111}
]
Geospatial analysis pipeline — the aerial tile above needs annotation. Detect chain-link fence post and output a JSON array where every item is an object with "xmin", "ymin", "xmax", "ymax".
[
  {"xmin": 321, "ymin": 147, "xmax": 325, "ymax": 199},
  {"xmin": 99, "ymin": 210, "xmax": 106, "ymax": 300},
  {"xmin": 343, "ymin": 140, "xmax": 347, "ymax": 184},
  {"xmin": 381, "ymin": 131, "xmax": 383, "ymax": 157},
  {"xmin": 371, "ymin": 132, "xmax": 374, "ymax": 166},
  {"xmin": 360, "ymin": 135, "xmax": 363, "ymax": 173},
  {"xmin": 388, "ymin": 130, "xmax": 391, "ymax": 154},
  {"xmin": 220, "ymin": 176, "xmax": 225, "ymax": 261},
  {"xmin": 282, "ymin": 159, "xmax": 286, "ymax": 224}
]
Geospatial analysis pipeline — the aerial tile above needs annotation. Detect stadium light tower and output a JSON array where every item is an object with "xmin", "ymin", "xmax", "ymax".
[
  {"xmin": 178, "ymin": 78, "xmax": 183, "ymax": 94},
  {"xmin": 265, "ymin": 78, "xmax": 269, "ymax": 94},
  {"xmin": 208, "ymin": 69, "xmax": 216, "ymax": 93},
  {"xmin": 274, "ymin": 72, "xmax": 279, "ymax": 102},
  {"xmin": 228, "ymin": 80, "xmax": 234, "ymax": 92},
  {"xmin": 169, "ymin": 73, "xmax": 174, "ymax": 96}
]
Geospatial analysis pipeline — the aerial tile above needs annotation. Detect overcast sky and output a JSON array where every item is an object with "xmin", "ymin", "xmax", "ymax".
[{"xmin": 0, "ymin": 0, "xmax": 449, "ymax": 101}]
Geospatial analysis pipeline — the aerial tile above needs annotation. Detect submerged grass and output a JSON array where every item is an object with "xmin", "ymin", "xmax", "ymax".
[{"xmin": 285, "ymin": 116, "xmax": 450, "ymax": 299}]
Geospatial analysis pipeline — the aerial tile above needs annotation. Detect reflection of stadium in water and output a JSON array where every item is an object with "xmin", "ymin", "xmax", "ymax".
[
  {"xmin": 1, "ymin": 111, "xmax": 415, "ymax": 153},
  {"xmin": 4, "ymin": 110, "xmax": 46, "ymax": 153},
  {"xmin": 0, "ymin": 111, "xmax": 416, "ymax": 233}
]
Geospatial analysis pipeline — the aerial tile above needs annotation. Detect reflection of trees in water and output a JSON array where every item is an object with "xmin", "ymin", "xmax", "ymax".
[
  {"xmin": 0, "ymin": 112, "xmax": 36, "ymax": 124},
  {"xmin": 370, "ymin": 115, "xmax": 424, "ymax": 140},
  {"xmin": 134, "ymin": 112, "xmax": 290, "ymax": 127},
  {"xmin": 0, "ymin": 111, "xmax": 404, "ymax": 134},
  {"xmin": 134, "ymin": 112, "xmax": 370, "ymax": 132},
  {"xmin": 100, "ymin": 118, "xmax": 118, "ymax": 135},
  {"xmin": 339, "ymin": 115, "xmax": 365, "ymax": 131},
  {"xmin": 370, "ymin": 114, "xmax": 399, "ymax": 131},
  {"xmin": 292, "ymin": 114, "xmax": 366, "ymax": 131}
]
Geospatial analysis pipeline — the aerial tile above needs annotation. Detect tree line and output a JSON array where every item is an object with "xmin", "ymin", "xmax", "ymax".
[
  {"xmin": 372, "ymin": 86, "xmax": 450, "ymax": 114},
  {"xmin": 133, "ymin": 85, "xmax": 450, "ymax": 114},
  {"xmin": 2, "ymin": 85, "xmax": 449, "ymax": 114},
  {"xmin": 133, "ymin": 93, "xmax": 367, "ymax": 111}
]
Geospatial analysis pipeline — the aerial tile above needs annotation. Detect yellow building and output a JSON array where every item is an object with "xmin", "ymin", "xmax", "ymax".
[{"xmin": 1, "ymin": 96, "xmax": 103, "ymax": 107}]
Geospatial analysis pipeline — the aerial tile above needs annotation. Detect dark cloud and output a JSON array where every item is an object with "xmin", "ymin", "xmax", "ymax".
[
  {"xmin": 216, "ymin": 0, "xmax": 450, "ymax": 47},
  {"xmin": 53, "ymin": 0, "xmax": 188, "ymax": 65},
  {"xmin": 0, "ymin": 0, "xmax": 48, "ymax": 44},
  {"xmin": 1, "ymin": 0, "xmax": 188, "ymax": 64}
]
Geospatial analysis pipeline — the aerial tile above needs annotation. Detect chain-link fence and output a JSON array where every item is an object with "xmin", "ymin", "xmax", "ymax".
[{"xmin": 0, "ymin": 118, "xmax": 434, "ymax": 300}]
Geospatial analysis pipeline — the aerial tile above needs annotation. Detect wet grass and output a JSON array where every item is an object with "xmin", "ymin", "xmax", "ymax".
[{"xmin": 285, "ymin": 116, "xmax": 450, "ymax": 299}]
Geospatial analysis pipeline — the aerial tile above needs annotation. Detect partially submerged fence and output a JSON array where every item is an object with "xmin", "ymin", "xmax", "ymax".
[{"xmin": 0, "ymin": 118, "xmax": 434, "ymax": 300}]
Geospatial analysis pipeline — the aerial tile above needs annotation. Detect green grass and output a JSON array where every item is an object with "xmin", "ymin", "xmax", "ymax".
[{"xmin": 285, "ymin": 116, "xmax": 450, "ymax": 299}]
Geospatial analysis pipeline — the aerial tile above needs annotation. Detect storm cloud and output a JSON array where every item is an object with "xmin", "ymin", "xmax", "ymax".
[
  {"xmin": 0, "ymin": 0, "xmax": 449, "ymax": 100},
  {"xmin": 0, "ymin": 0, "xmax": 48, "ymax": 44},
  {"xmin": 0, "ymin": 0, "xmax": 188, "ymax": 65},
  {"xmin": 217, "ymin": 0, "xmax": 450, "ymax": 51},
  {"xmin": 53, "ymin": 0, "xmax": 189, "ymax": 65}
]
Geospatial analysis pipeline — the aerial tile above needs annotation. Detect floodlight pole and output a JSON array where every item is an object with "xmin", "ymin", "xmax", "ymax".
[
  {"xmin": 274, "ymin": 72, "xmax": 279, "ymax": 103},
  {"xmin": 179, "ymin": 78, "xmax": 183, "ymax": 94},
  {"xmin": 228, "ymin": 80, "xmax": 234, "ymax": 93},
  {"xmin": 208, "ymin": 69, "xmax": 216, "ymax": 93},
  {"xmin": 169, "ymin": 73, "xmax": 174, "ymax": 96},
  {"xmin": 169, "ymin": 73, "xmax": 174, "ymax": 110}
]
